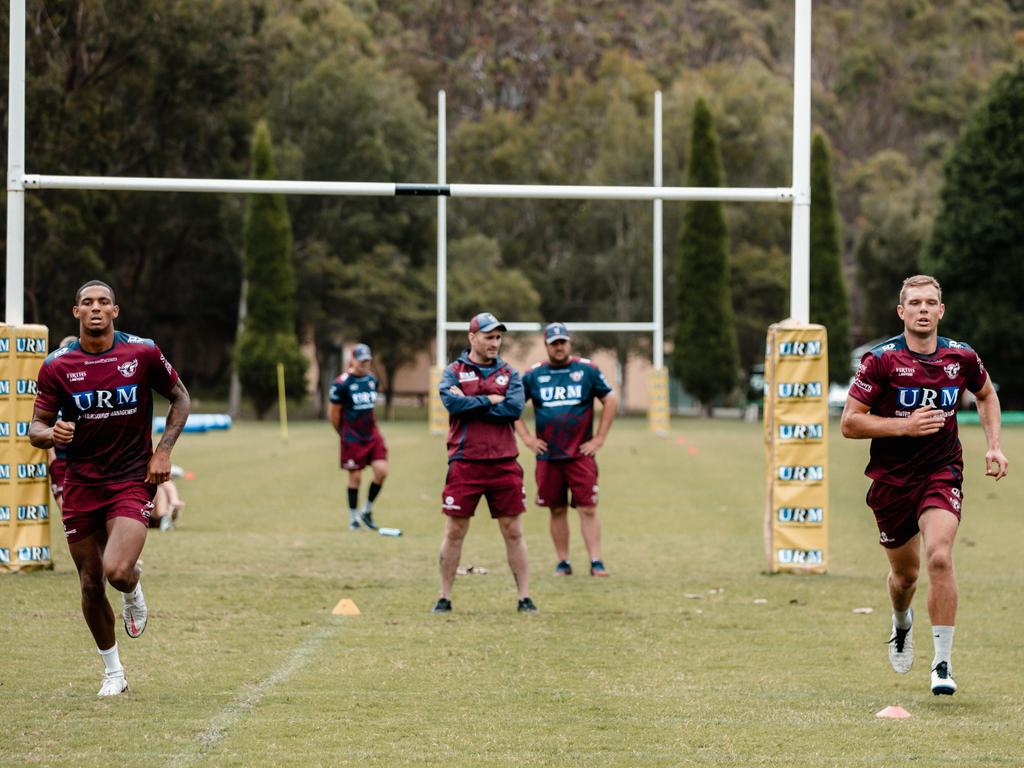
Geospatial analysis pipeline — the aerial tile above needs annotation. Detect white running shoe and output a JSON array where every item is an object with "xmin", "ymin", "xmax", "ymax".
[
  {"xmin": 97, "ymin": 671, "xmax": 128, "ymax": 697},
  {"xmin": 122, "ymin": 580, "xmax": 148, "ymax": 638},
  {"xmin": 887, "ymin": 609, "xmax": 914, "ymax": 674},
  {"xmin": 931, "ymin": 661, "xmax": 957, "ymax": 695}
]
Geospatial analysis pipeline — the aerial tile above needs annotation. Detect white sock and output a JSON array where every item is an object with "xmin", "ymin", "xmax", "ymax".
[
  {"xmin": 362, "ymin": 500, "xmax": 374, "ymax": 514},
  {"xmin": 932, "ymin": 625, "xmax": 955, "ymax": 670},
  {"xmin": 349, "ymin": 509, "xmax": 359, "ymax": 521},
  {"xmin": 98, "ymin": 644, "xmax": 124, "ymax": 675},
  {"xmin": 894, "ymin": 608, "xmax": 913, "ymax": 630},
  {"xmin": 122, "ymin": 580, "xmax": 142, "ymax": 604}
]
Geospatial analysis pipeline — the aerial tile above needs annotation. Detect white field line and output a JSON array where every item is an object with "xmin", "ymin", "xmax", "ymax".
[{"xmin": 165, "ymin": 622, "xmax": 339, "ymax": 768}]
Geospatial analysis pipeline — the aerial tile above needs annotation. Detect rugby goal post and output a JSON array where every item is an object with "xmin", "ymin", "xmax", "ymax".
[{"xmin": 5, "ymin": 1, "xmax": 817, "ymax": 570}]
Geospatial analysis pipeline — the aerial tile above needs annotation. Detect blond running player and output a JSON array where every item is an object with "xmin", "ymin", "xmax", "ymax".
[{"xmin": 841, "ymin": 275, "xmax": 1008, "ymax": 695}]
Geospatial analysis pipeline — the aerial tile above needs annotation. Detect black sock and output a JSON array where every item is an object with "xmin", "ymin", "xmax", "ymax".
[
  {"xmin": 368, "ymin": 482, "xmax": 383, "ymax": 502},
  {"xmin": 347, "ymin": 488, "xmax": 359, "ymax": 512}
]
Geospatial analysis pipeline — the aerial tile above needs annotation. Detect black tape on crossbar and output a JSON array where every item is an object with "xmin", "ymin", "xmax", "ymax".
[{"xmin": 395, "ymin": 184, "xmax": 450, "ymax": 196}]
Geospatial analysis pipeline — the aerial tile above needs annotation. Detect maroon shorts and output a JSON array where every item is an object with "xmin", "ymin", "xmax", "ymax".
[
  {"xmin": 535, "ymin": 456, "xmax": 599, "ymax": 508},
  {"xmin": 866, "ymin": 466, "xmax": 963, "ymax": 549},
  {"xmin": 49, "ymin": 458, "xmax": 68, "ymax": 498},
  {"xmin": 442, "ymin": 459, "xmax": 526, "ymax": 518},
  {"xmin": 62, "ymin": 481, "xmax": 157, "ymax": 544},
  {"xmin": 340, "ymin": 434, "xmax": 388, "ymax": 471}
]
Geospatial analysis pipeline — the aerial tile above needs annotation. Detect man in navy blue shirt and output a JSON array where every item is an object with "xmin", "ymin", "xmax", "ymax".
[
  {"xmin": 517, "ymin": 323, "xmax": 617, "ymax": 577},
  {"xmin": 329, "ymin": 344, "xmax": 389, "ymax": 531},
  {"xmin": 434, "ymin": 313, "xmax": 536, "ymax": 614}
]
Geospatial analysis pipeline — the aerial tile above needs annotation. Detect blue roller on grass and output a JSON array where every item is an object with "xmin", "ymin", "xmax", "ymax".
[{"xmin": 153, "ymin": 413, "xmax": 232, "ymax": 433}]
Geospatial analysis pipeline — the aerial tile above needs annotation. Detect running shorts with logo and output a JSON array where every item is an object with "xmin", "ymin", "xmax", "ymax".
[
  {"xmin": 61, "ymin": 480, "xmax": 157, "ymax": 543},
  {"xmin": 866, "ymin": 465, "xmax": 963, "ymax": 549},
  {"xmin": 442, "ymin": 458, "xmax": 526, "ymax": 518},
  {"xmin": 340, "ymin": 433, "xmax": 388, "ymax": 470},
  {"xmin": 535, "ymin": 455, "xmax": 599, "ymax": 508}
]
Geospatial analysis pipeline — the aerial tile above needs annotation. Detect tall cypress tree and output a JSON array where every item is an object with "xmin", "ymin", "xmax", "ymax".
[
  {"xmin": 809, "ymin": 131, "xmax": 851, "ymax": 383},
  {"xmin": 926, "ymin": 62, "xmax": 1024, "ymax": 409},
  {"xmin": 234, "ymin": 120, "xmax": 307, "ymax": 418},
  {"xmin": 672, "ymin": 98, "xmax": 739, "ymax": 414}
]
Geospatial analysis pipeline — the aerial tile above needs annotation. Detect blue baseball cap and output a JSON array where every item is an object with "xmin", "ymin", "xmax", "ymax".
[
  {"xmin": 544, "ymin": 323, "xmax": 570, "ymax": 344},
  {"xmin": 352, "ymin": 343, "xmax": 373, "ymax": 361},
  {"xmin": 469, "ymin": 312, "xmax": 507, "ymax": 333}
]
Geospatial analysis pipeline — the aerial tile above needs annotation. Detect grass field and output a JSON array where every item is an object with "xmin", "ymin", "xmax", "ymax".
[{"xmin": 3, "ymin": 418, "xmax": 1023, "ymax": 767}]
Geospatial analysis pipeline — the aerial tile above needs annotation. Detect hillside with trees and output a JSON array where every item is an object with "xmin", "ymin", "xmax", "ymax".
[{"xmin": 2, "ymin": 1, "xmax": 1022, "ymax": 405}]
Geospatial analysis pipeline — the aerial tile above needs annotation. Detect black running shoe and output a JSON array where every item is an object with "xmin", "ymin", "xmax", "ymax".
[
  {"xmin": 432, "ymin": 597, "xmax": 452, "ymax": 613},
  {"xmin": 517, "ymin": 597, "xmax": 538, "ymax": 613},
  {"xmin": 554, "ymin": 560, "xmax": 573, "ymax": 576},
  {"xmin": 359, "ymin": 511, "xmax": 378, "ymax": 530}
]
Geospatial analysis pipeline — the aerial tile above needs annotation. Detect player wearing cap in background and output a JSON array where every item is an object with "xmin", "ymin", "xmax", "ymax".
[
  {"xmin": 434, "ymin": 312, "xmax": 536, "ymax": 614},
  {"xmin": 516, "ymin": 323, "xmax": 617, "ymax": 577},
  {"xmin": 329, "ymin": 343, "xmax": 389, "ymax": 531}
]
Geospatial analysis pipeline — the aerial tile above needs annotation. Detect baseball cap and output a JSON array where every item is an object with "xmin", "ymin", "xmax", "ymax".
[
  {"xmin": 469, "ymin": 312, "xmax": 507, "ymax": 333},
  {"xmin": 544, "ymin": 322, "xmax": 570, "ymax": 344},
  {"xmin": 352, "ymin": 343, "xmax": 373, "ymax": 361}
]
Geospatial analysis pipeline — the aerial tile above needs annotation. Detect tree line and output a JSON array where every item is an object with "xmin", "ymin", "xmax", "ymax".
[{"xmin": 1, "ymin": 1, "xmax": 1022, "ymax": 408}]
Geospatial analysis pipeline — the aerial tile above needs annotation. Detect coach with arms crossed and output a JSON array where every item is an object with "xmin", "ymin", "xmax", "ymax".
[
  {"xmin": 434, "ymin": 312, "xmax": 536, "ymax": 614},
  {"xmin": 841, "ymin": 274, "xmax": 1007, "ymax": 696}
]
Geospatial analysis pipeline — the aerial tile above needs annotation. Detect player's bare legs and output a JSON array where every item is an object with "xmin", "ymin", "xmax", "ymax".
[
  {"xmin": 883, "ymin": 531, "xmax": 919, "ymax": 674},
  {"xmin": 549, "ymin": 506, "xmax": 570, "ymax": 563},
  {"xmin": 359, "ymin": 459, "xmax": 389, "ymax": 530},
  {"xmin": 498, "ymin": 515, "xmax": 530, "ymax": 600},
  {"xmin": 919, "ymin": 508, "xmax": 959, "ymax": 625},
  {"xmin": 577, "ymin": 505, "xmax": 602, "ymax": 563},
  {"xmin": 69, "ymin": 534, "xmax": 117, "ymax": 649},
  {"xmin": 103, "ymin": 516, "xmax": 147, "ymax": 593},
  {"xmin": 919, "ymin": 507, "xmax": 959, "ymax": 693},
  {"xmin": 438, "ymin": 516, "xmax": 470, "ymax": 601}
]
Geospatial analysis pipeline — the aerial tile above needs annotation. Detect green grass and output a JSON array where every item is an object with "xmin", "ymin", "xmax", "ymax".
[{"xmin": 3, "ymin": 419, "xmax": 1023, "ymax": 767}]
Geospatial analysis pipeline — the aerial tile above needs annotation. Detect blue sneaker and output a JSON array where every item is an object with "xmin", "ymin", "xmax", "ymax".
[
  {"xmin": 590, "ymin": 560, "xmax": 609, "ymax": 577},
  {"xmin": 554, "ymin": 560, "xmax": 573, "ymax": 576}
]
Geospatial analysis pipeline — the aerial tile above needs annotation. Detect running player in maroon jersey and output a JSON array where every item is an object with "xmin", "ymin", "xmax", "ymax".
[
  {"xmin": 841, "ymin": 275, "xmax": 1007, "ymax": 696},
  {"xmin": 516, "ymin": 323, "xmax": 617, "ymax": 577},
  {"xmin": 434, "ymin": 312, "xmax": 535, "ymax": 614},
  {"xmin": 29, "ymin": 281, "xmax": 190, "ymax": 696}
]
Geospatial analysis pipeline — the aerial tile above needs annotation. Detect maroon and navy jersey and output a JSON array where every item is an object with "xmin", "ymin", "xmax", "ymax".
[
  {"xmin": 440, "ymin": 350, "xmax": 524, "ymax": 462},
  {"xmin": 848, "ymin": 334, "xmax": 987, "ymax": 486},
  {"xmin": 522, "ymin": 356, "xmax": 613, "ymax": 461},
  {"xmin": 329, "ymin": 372, "xmax": 382, "ymax": 445},
  {"xmin": 34, "ymin": 331, "xmax": 179, "ymax": 486}
]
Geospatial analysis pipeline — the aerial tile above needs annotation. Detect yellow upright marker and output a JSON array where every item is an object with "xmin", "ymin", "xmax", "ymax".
[
  {"xmin": 276, "ymin": 361, "xmax": 288, "ymax": 443},
  {"xmin": 332, "ymin": 598, "xmax": 361, "ymax": 616}
]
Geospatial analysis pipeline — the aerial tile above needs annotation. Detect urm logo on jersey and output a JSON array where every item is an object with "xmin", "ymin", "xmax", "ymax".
[
  {"xmin": 540, "ymin": 385, "xmax": 583, "ymax": 405},
  {"xmin": 70, "ymin": 385, "xmax": 139, "ymax": 411},
  {"xmin": 896, "ymin": 387, "xmax": 959, "ymax": 409}
]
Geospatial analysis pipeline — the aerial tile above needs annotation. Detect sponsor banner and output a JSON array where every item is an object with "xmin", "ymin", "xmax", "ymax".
[
  {"xmin": 1, "ymin": 324, "xmax": 53, "ymax": 572},
  {"xmin": 763, "ymin": 322, "xmax": 828, "ymax": 574},
  {"xmin": 648, "ymin": 366, "xmax": 670, "ymax": 435}
]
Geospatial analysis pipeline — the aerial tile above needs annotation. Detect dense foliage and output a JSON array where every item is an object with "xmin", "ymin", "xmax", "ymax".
[
  {"xmin": 1, "ymin": 1, "xmax": 1020, "ymax": 404},
  {"xmin": 809, "ymin": 132, "xmax": 851, "ymax": 384},
  {"xmin": 672, "ymin": 99, "xmax": 739, "ymax": 411},
  {"xmin": 234, "ymin": 121, "xmax": 306, "ymax": 418},
  {"xmin": 926, "ymin": 62, "xmax": 1024, "ymax": 408}
]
